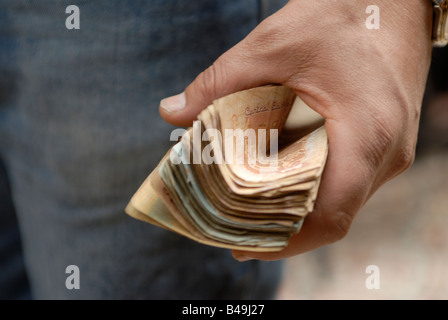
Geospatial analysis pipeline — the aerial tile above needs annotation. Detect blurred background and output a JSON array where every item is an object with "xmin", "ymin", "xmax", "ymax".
[{"xmin": 277, "ymin": 46, "xmax": 448, "ymax": 300}]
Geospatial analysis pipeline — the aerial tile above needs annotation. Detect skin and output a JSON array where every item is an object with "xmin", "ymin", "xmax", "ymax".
[{"xmin": 159, "ymin": 0, "xmax": 433, "ymax": 261}]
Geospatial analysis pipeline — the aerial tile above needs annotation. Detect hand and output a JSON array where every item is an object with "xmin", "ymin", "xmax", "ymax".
[{"xmin": 159, "ymin": 0, "xmax": 433, "ymax": 261}]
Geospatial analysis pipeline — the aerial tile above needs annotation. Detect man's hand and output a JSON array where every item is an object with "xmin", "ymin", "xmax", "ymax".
[{"xmin": 159, "ymin": 0, "xmax": 433, "ymax": 261}]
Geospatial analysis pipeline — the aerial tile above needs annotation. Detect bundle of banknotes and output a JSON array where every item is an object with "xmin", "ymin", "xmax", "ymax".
[{"xmin": 125, "ymin": 85, "xmax": 328, "ymax": 252}]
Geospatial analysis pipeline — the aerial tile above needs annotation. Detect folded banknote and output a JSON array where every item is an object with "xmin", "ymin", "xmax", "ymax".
[{"xmin": 125, "ymin": 85, "xmax": 328, "ymax": 252}]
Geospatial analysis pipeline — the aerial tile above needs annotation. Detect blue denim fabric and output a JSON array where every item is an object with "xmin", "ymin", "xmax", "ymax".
[{"xmin": 0, "ymin": 0, "xmax": 286, "ymax": 299}]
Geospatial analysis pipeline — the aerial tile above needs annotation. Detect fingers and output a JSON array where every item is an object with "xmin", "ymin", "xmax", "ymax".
[
  {"xmin": 231, "ymin": 92, "xmax": 422, "ymax": 262},
  {"xmin": 232, "ymin": 118, "xmax": 377, "ymax": 261}
]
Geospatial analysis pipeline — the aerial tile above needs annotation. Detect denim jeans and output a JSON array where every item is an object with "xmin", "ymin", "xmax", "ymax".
[{"xmin": 0, "ymin": 0, "xmax": 286, "ymax": 299}]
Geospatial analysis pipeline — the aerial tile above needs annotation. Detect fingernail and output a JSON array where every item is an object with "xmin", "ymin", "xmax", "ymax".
[{"xmin": 160, "ymin": 92, "xmax": 186, "ymax": 113}]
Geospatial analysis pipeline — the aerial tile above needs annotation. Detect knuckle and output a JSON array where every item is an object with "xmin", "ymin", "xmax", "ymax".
[
  {"xmin": 355, "ymin": 98, "xmax": 420, "ymax": 179},
  {"xmin": 359, "ymin": 117, "xmax": 396, "ymax": 173},
  {"xmin": 197, "ymin": 60, "xmax": 225, "ymax": 102},
  {"xmin": 323, "ymin": 211, "xmax": 353, "ymax": 243},
  {"xmin": 358, "ymin": 118, "xmax": 417, "ymax": 181},
  {"xmin": 356, "ymin": 104, "xmax": 411, "ymax": 174},
  {"xmin": 390, "ymin": 143, "xmax": 416, "ymax": 176}
]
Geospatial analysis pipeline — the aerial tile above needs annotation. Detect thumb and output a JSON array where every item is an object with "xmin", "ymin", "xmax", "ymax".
[{"xmin": 159, "ymin": 47, "xmax": 272, "ymax": 127}]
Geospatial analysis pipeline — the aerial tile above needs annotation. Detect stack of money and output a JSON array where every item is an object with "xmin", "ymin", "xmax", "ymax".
[{"xmin": 125, "ymin": 85, "xmax": 328, "ymax": 252}]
